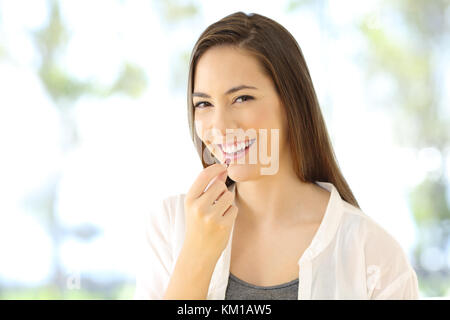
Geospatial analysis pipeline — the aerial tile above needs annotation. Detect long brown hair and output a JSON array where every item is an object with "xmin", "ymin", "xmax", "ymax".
[{"xmin": 186, "ymin": 11, "xmax": 360, "ymax": 209}]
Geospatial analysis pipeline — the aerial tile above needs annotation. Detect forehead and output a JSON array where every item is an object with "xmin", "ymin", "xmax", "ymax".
[{"xmin": 193, "ymin": 46, "xmax": 266, "ymax": 92}]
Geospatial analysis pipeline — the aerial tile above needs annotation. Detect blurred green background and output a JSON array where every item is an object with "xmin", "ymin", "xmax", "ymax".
[{"xmin": 0, "ymin": 0, "xmax": 449, "ymax": 299}]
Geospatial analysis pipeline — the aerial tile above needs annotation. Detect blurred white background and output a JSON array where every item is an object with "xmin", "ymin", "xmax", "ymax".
[{"xmin": 0, "ymin": 0, "xmax": 449, "ymax": 299}]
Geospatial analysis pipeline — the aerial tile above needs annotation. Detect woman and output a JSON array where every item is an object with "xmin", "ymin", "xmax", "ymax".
[{"xmin": 134, "ymin": 11, "xmax": 419, "ymax": 300}]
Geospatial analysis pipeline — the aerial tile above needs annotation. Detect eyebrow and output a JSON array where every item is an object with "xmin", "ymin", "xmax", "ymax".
[{"xmin": 192, "ymin": 85, "xmax": 257, "ymax": 98}]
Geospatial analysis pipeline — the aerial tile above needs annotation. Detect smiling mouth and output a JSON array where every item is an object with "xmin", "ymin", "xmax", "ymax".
[{"xmin": 215, "ymin": 138, "xmax": 256, "ymax": 159}]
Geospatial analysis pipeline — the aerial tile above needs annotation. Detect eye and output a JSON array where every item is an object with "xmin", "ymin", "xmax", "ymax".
[
  {"xmin": 234, "ymin": 95, "xmax": 254, "ymax": 103},
  {"xmin": 193, "ymin": 95, "xmax": 254, "ymax": 109},
  {"xmin": 193, "ymin": 101, "xmax": 211, "ymax": 109}
]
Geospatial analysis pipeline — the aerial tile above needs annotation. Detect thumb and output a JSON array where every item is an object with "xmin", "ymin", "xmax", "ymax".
[
  {"xmin": 216, "ymin": 169, "xmax": 228, "ymax": 182},
  {"xmin": 203, "ymin": 168, "xmax": 228, "ymax": 193}
]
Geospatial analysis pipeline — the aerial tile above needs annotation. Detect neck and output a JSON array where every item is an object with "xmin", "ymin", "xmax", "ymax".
[{"xmin": 233, "ymin": 154, "xmax": 318, "ymax": 229}]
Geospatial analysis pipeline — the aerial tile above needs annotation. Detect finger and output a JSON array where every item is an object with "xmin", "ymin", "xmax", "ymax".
[
  {"xmin": 198, "ymin": 178, "xmax": 228, "ymax": 207},
  {"xmin": 221, "ymin": 205, "xmax": 239, "ymax": 224},
  {"xmin": 211, "ymin": 190, "xmax": 234, "ymax": 215},
  {"xmin": 186, "ymin": 163, "xmax": 227, "ymax": 202},
  {"xmin": 203, "ymin": 169, "xmax": 228, "ymax": 194}
]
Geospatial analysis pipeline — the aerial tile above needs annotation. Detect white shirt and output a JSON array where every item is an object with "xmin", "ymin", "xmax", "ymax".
[{"xmin": 133, "ymin": 181, "xmax": 420, "ymax": 300}]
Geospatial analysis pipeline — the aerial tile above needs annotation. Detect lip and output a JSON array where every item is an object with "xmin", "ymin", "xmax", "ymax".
[
  {"xmin": 216, "ymin": 138, "xmax": 255, "ymax": 150},
  {"xmin": 217, "ymin": 138, "xmax": 256, "ymax": 161}
]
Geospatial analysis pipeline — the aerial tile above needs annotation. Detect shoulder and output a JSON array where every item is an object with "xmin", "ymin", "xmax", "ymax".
[
  {"xmin": 338, "ymin": 201, "xmax": 419, "ymax": 299},
  {"xmin": 144, "ymin": 192, "xmax": 186, "ymax": 236},
  {"xmin": 161, "ymin": 193, "xmax": 186, "ymax": 220},
  {"xmin": 338, "ymin": 200, "xmax": 408, "ymax": 259}
]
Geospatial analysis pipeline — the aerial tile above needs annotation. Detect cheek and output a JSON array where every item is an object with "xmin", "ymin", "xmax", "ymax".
[
  {"xmin": 249, "ymin": 105, "xmax": 282, "ymax": 131},
  {"xmin": 251, "ymin": 104, "xmax": 287, "ymax": 151},
  {"xmin": 194, "ymin": 116, "xmax": 206, "ymax": 137},
  {"xmin": 194, "ymin": 118, "xmax": 216, "ymax": 144},
  {"xmin": 194, "ymin": 122, "xmax": 201, "ymax": 137}
]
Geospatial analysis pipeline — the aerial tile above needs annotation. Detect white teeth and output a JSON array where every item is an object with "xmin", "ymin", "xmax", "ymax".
[
  {"xmin": 222, "ymin": 140, "xmax": 253, "ymax": 154},
  {"xmin": 223, "ymin": 142, "xmax": 245, "ymax": 153}
]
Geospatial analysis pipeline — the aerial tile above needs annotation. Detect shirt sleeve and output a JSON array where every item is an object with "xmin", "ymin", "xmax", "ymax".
[
  {"xmin": 133, "ymin": 197, "xmax": 174, "ymax": 300},
  {"xmin": 362, "ymin": 217, "xmax": 420, "ymax": 300},
  {"xmin": 370, "ymin": 268, "xmax": 420, "ymax": 300}
]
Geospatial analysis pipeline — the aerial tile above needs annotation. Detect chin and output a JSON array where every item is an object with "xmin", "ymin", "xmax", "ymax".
[{"xmin": 225, "ymin": 163, "xmax": 260, "ymax": 181}]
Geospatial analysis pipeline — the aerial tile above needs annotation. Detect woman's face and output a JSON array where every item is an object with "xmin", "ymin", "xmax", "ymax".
[{"xmin": 193, "ymin": 45, "xmax": 287, "ymax": 180}]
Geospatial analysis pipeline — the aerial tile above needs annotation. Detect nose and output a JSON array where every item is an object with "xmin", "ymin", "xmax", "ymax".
[{"xmin": 209, "ymin": 105, "xmax": 236, "ymax": 143}]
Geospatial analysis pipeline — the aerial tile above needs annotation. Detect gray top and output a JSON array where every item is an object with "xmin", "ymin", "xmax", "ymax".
[{"xmin": 224, "ymin": 272, "xmax": 299, "ymax": 300}]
